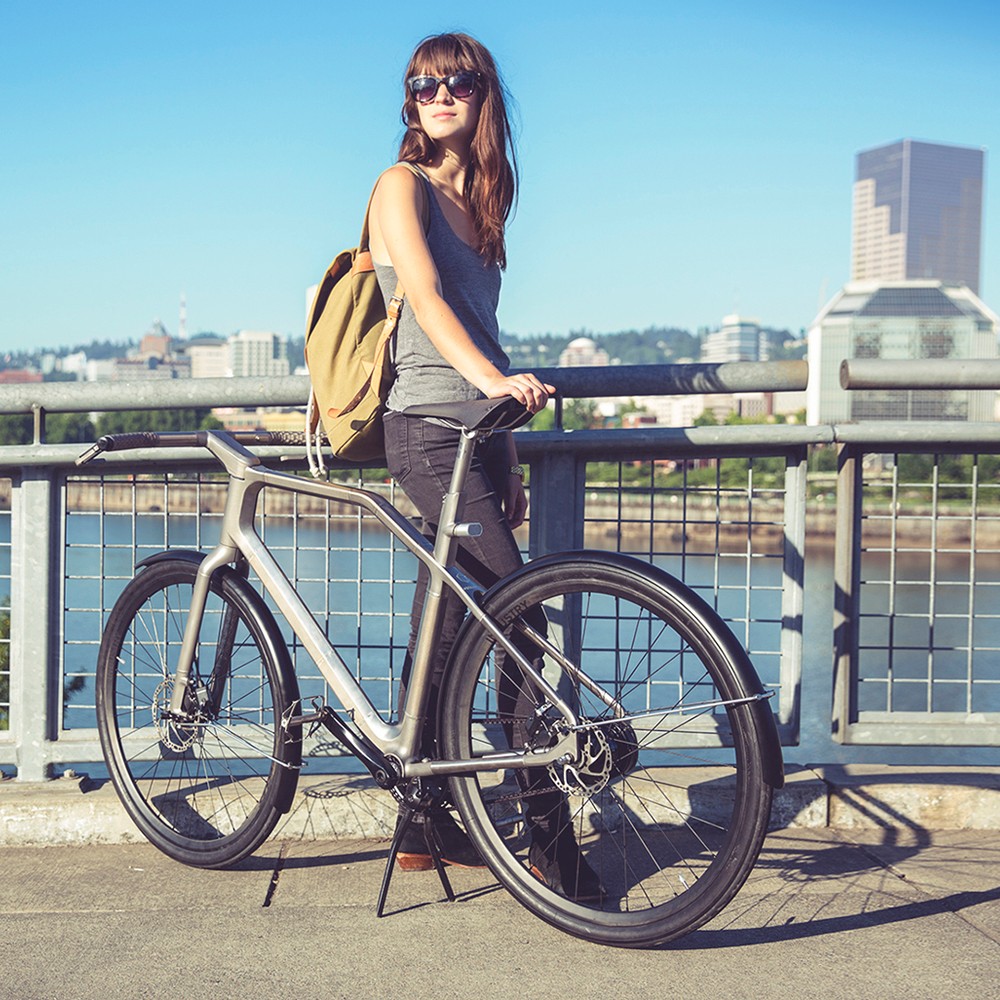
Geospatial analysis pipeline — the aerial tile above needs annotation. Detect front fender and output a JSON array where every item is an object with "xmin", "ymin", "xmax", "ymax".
[
  {"xmin": 136, "ymin": 549, "xmax": 207, "ymax": 571},
  {"xmin": 136, "ymin": 549, "xmax": 250, "ymax": 581}
]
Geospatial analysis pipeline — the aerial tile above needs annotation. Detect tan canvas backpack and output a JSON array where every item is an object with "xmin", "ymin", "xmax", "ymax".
[{"xmin": 304, "ymin": 163, "xmax": 428, "ymax": 474}]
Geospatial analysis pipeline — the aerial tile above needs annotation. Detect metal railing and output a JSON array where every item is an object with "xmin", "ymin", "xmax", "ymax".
[{"xmin": 1, "ymin": 360, "xmax": 999, "ymax": 780}]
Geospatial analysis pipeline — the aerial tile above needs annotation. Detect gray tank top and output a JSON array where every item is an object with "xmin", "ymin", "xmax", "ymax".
[{"xmin": 374, "ymin": 168, "xmax": 509, "ymax": 412}]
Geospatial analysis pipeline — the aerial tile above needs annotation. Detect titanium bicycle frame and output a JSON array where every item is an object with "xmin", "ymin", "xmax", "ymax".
[{"xmin": 160, "ymin": 429, "xmax": 580, "ymax": 780}]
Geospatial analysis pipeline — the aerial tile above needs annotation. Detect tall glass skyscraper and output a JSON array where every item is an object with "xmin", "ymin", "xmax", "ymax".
[{"xmin": 851, "ymin": 139, "xmax": 984, "ymax": 294}]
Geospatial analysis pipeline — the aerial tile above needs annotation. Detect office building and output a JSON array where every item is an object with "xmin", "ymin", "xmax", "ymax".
[
  {"xmin": 806, "ymin": 280, "xmax": 998, "ymax": 424},
  {"xmin": 700, "ymin": 315, "xmax": 766, "ymax": 363},
  {"xmin": 852, "ymin": 139, "xmax": 985, "ymax": 294},
  {"xmin": 185, "ymin": 334, "xmax": 230, "ymax": 379}
]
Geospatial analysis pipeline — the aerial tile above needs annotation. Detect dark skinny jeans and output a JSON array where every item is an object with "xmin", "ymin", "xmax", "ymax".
[{"xmin": 383, "ymin": 408, "xmax": 523, "ymax": 753}]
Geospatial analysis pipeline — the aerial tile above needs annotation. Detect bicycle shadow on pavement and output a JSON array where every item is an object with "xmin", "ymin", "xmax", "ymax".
[{"xmin": 669, "ymin": 766, "xmax": 1000, "ymax": 950}]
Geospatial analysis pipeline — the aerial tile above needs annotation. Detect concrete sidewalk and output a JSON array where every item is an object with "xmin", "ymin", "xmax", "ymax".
[{"xmin": 2, "ymin": 826, "xmax": 998, "ymax": 1000}]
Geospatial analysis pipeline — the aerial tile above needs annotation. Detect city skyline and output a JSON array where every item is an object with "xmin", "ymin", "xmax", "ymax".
[{"xmin": 2, "ymin": 1, "xmax": 999, "ymax": 352}]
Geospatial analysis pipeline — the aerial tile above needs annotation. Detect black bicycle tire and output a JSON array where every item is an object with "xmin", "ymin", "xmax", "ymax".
[
  {"xmin": 96, "ymin": 558, "xmax": 301, "ymax": 868},
  {"xmin": 440, "ymin": 552, "xmax": 778, "ymax": 947}
]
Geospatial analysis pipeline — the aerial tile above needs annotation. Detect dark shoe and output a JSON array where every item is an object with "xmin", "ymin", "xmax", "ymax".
[
  {"xmin": 528, "ymin": 827, "xmax": 606, "ymax": 903},
  {"xmin": 395, "ymin": 808, "xmax": 486, "ymax": 871}
]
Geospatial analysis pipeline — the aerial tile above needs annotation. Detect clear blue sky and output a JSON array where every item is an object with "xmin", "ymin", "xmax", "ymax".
[{"xmin": 2, "ymin": 0, "xmax": 998, "ymax": 354}]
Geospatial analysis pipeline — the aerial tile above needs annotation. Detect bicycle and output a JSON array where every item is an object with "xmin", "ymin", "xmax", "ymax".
[{"xmin": 77, "ymin": 396, "xmax": 784, "ymax": 948}]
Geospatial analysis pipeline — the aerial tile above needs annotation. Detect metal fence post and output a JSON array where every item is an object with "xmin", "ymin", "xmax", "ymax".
[
  {"xmin": 526, "ymin": 451, "xmax": 585, "ymax": 556},
  {"xmin": 779, "ymin": 449, "xmax": 808, "ymax": 740},
  {"xmin": 11, "ymin": 469, "xmax": 60, "ymax": 780},
  {"xmin": 832, "ymin": 443, "xmax": 861, "ymax": 744}
]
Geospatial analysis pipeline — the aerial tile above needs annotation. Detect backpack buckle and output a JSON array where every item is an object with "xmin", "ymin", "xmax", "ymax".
[{"xmin": 388, "ymin": 295, "xmax": 404, "ymax": 318}]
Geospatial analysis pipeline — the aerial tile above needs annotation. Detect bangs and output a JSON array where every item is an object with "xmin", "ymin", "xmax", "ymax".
[{"xmin": 409, "ymin": 34, "xmax": 483, "ymax": 80}]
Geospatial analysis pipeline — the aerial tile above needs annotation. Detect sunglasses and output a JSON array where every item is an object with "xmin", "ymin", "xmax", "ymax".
[{"xmin": 407, "ymin": 71, "xmax": 481, "ymax": 105}]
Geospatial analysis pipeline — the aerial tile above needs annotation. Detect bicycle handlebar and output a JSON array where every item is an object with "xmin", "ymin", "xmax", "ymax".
[{"xmin": 75, "ymin": 429, "xmax": 315, "ymax": 466}]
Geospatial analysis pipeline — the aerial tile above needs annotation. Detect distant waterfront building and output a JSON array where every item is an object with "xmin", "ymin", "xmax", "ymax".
[
  {"xmin": 700, "ymin": 315, "xmax": 766, "ymax": 363},
  {"xmin": 186, "ymin": 334, "xmax": 229, "ymax": 379},
  {"xmin": 138, "ymin": 324, "xmax": 172, "ymax": 360},
  {"xmin": 806, "ymin": 280, "xmax": 998, "ymax": 424},
  {"xmin": 852, "ymin": 139, "xmax": 984, "ymax": 294},
  {"xmin": 558, "ymin": 337, "xmax": 609, "ymax": 367},
  {"xmin": 0, "ymin": 370, "xmax": 43, "ymax": 384},
  {"xmin": 112, "ymin": 356, "xmax": 191, "ymax": 381},
  {"xmin": 60, "ymin": 351, "xmax": 88, "ymax": 379},
  {"xmin": 228, "ymin": 330, "xmax": 290, "ymax": 378},
  {"xmin": 85, "ymin": 359, "xmax": 115, "ymax": 381}
]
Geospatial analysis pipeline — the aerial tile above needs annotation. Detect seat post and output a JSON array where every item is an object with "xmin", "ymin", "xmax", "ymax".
[{"xmin": 432, "ymin": 428, "xmax": 481, "ymax": 565}]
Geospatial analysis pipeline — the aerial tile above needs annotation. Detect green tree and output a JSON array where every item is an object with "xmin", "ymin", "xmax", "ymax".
[
  {"xmin": 45, "ymin": 413, "xmax": 95, "ymax": 443},
  {"xmin": 563, "ymin": 399, "xmax": 599, "ymax": 430},
  {"xmin": 0, "ymin": 415, "xmax": 32, "ymax": 446}
]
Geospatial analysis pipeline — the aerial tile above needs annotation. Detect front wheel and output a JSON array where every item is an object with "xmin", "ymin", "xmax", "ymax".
[
  {"xmin": 440, "ymin": 552, "xmax": 780, "ymax": 947},
  {"xmin": 96, "ymin": 558, "xmax": 301, "ymax": 868}
]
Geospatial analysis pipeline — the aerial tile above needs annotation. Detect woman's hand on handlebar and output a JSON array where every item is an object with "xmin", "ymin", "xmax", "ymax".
[{"xmin": 483, "ymin": 372, "xmax": 555, "ymax": 413}]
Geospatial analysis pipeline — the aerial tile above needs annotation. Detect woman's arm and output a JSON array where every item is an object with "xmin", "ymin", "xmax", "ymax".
[{"xmin": 370, "ymin": 165, "xmax": 553, "ymax": 412}]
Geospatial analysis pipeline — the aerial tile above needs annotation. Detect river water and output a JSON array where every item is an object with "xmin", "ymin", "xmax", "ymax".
[{"xmin": 58, "ymin": 512, "xmax": 1000, "ymax": 766}]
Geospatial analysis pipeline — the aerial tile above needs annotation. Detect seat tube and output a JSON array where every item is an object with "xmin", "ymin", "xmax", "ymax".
[{"xmin": 398, "ymin": 428, "xmax": 481, "ymax": 756}]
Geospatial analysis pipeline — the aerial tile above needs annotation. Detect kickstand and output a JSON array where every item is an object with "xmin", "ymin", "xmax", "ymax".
[{"xmin": 375, "ymin": 806, "xmax": 455, "ymax": 917}]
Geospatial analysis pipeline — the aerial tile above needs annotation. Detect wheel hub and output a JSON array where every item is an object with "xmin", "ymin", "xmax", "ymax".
[
  {"xmin": 605, "ymin": 720, "xmax": 640, "ymax": 777},
  {"xmin": 152, "ymin": 679, "xmax": 204, "ymax": 752}
]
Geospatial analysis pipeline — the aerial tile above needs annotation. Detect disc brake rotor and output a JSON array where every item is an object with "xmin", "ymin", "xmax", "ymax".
[{"xmin": 547, "ymin": 727, "xmax": 613, "ymax": 796}]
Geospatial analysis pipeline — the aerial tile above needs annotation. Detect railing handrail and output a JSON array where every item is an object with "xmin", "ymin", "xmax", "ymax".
[
  {"xmin": 0, "ymin": 361, "xmax": 809, "ymax": 416},
  {"xmin": 8, "ymin": 419, "xmax": 1000, "ymax": 472},
  {"xmin": 841, "ymin": 358, "xmax": 1000, "ymax": 390}
]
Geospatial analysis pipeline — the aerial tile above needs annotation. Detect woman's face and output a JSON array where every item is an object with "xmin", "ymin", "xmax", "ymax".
[{"xmin": 414, "ymin": 69, "xmax": 482, "ymax": 149}]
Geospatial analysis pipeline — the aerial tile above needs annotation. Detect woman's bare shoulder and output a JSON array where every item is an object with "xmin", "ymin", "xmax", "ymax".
[{"xmin": 373, "ymin": 163, "xmax": 424, "ymax": 205}]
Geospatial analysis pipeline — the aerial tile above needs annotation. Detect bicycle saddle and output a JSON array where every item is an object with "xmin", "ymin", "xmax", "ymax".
[{"xmin": 400, "ymin": 396, "xmax": 535, "ymax": 432}]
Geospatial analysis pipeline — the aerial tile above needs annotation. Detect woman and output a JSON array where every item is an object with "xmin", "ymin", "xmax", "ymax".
[{"xmin": 368, "ymin": 33, "xmax": 602, "ymax": 901}]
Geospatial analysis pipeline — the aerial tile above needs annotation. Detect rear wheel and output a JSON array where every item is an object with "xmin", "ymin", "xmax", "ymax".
[
  {"xmin": 96, "ymin": 559, "xmax": 301, "ymax": 868},
  {"xmin": 440, "ymin": 553, "xmax": 778, "ymax": 947}
]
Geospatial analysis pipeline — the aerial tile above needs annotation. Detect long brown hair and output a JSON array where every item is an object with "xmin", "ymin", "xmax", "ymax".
[{"xmin": 398, "ymin": 33, "xmax": 518, "ymax": 269}]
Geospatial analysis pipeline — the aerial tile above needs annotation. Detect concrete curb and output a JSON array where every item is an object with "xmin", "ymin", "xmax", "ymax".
[{"xmin": 1, "ymin": 765, "xmax": 998, "ymax": 848}]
